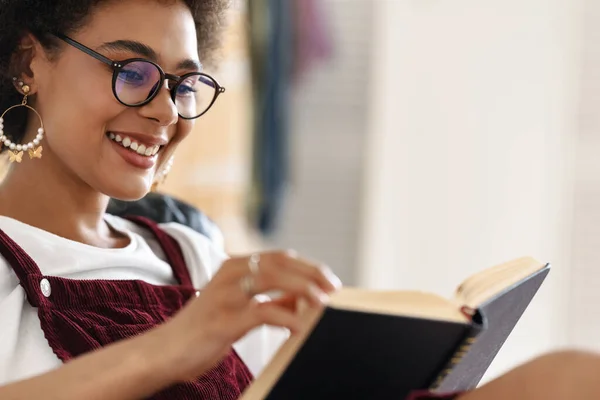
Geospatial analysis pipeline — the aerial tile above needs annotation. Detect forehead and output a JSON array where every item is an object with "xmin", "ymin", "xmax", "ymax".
[{"xmin": 76, "ymin": 0, "xmax": 199, "ymax": 67}]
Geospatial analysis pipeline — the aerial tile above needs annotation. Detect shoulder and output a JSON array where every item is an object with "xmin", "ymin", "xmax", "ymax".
[
  {"xmin": 0, "ymin": 215, "xmax": 42, "ymax": 245},
  {"xmin": 0, "ymin": 218, "xmax": 25, "ymax": 303},
  {"xmin": 106, "ymin": 215, "xmax": 229, "ymax": 288},
  {"xmin": 154, "ymin": 221, "xmax": 230, "ymax": 289},
  {"xmin": 107, "ymin": 193, "xmax": 224, "ymax": 247},
  {"xmin": 0, "ymin": 253, "xmax": 19, "ymax": 301}
]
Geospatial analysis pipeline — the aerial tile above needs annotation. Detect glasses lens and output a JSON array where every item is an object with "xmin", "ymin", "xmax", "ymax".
[
  {"xmin": 174, "ymin": 73, "xmax": 218, "ymax": 119},
  {"xmin": 114, "ymin": 61, "xmax": 162, "ymax": 106}
]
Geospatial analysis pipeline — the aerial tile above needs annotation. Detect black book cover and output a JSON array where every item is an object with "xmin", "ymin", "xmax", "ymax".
[
  {"xmin": 265, "ymin": 308, "xmax": 472, "ymax": 399},
  {"xmin": 434, "ymin": 264, "xmax": 551, "ymax": 392},
  {"xmin": 262, "ymin": 264, "xmax": 550, "ymax": 399}
]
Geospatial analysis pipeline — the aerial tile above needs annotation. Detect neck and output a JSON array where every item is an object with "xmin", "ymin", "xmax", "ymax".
[{"xmin": 0, "ymin": 150, "xmax": 125, "ymax": 248}]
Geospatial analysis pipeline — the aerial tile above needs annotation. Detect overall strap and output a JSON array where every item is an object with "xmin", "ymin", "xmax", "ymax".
[
  {"xmin": 123, "ymin": 216, "xmax": 193, "ymax": 287},
  {"xmin": 0, "ymin": 227, "xmax": 48, "ymax": 306},
  {"xmin": 0, "ymin": 228, "xmax": 44, "ymax": 280}
]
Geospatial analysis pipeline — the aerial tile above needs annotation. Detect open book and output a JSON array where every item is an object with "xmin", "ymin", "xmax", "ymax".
[{"xmin": 240, "ymin": 257, "xmax": 550, "ymax": 399}]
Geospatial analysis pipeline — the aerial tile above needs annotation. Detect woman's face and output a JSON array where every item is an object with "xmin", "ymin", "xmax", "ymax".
[{"xmin": 27, "ymin": 0, "xmax": 199, "ymax": 200}]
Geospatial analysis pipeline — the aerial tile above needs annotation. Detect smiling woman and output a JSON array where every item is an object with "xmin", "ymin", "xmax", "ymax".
[
  {"xmin": 0, "ymin": 0, "xmax": 228, "ymax": 199},
  {"xmin": 0, "ymin": 1, "xmax": 342, "ymax": 399}
]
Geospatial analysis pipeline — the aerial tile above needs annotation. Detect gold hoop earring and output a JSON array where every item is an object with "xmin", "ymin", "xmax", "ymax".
[
  {"xmin": 0, "ymin": 81, "xmax": 44, "ymax": 163},
  {"xmin": 151, "ymin": 156, "xmax": 174, "ymax": 192}
]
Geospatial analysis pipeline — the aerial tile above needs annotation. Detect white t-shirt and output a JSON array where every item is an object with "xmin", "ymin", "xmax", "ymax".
[{"xmin": 0, "ymin": 214, "xmax": 286, "ymax": 386}]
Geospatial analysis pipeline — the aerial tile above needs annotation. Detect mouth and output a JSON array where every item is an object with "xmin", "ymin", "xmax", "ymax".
[
  {"xmin": 106, "ymin": 131, "xmax": 167, "ymax": 170},
  {"xmin": 106, "ymin": 132, "xmax": 163, "ymax": 157}
]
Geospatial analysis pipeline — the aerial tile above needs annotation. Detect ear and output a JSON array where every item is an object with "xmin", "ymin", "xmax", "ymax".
[{"xmin": 9, "ymin": 33, "xmax": 45, "ymax": 95}]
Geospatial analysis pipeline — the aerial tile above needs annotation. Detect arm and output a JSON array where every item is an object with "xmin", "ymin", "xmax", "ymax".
[
  {"xmin": 0, "ymin": 251, "xmax": 340, "ymax": 399},
  {"xmin": 458, "ymin": 350, "xmax": 600, "ymax": 400},
  {"xmin": 0, "ymin": 325, "xmax": 181, "ymax": 400}
]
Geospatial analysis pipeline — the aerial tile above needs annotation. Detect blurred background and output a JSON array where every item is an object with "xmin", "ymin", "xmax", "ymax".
[
  {"xmin": 1, "ymin": 0, "xmax": 599, "ymax": 385},
  {"xmin": 165, "ymin": 0, "xmax": 594, "ymax": 382}
]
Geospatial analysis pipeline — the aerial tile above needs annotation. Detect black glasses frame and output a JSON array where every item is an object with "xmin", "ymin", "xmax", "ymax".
[{"xmin": 53, "ymin": 33, "xmax": 226, "ymax": 120}]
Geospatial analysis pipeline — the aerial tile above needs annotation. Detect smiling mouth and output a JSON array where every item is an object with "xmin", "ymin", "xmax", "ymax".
[{"xmin": 106, "ymin": 132, "xmax": 162, "ymax": 157}]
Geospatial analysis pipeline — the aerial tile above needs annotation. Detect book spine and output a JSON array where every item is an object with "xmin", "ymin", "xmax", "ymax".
[{"xmin": 428, "ymin": 307, "xmax": 481, "ymax": 391}]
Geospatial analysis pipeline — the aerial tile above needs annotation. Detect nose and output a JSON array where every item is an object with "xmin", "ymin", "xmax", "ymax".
[{"xmin": 137, "ymin": 81, "xmax": 178, "ymax": 126}]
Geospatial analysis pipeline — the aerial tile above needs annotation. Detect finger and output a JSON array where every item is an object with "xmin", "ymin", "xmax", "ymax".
[
  {"xmin": 252, "ymin": 268, "xmax": 329, "ymax": 307},
  {"xmin": 220, "ymin": 252, "xmax": 342, "ymax": 293},
  {"xmin": 217, "ymin": 252, "xmax": 341, "ymax": 308},
  {"xmin": 286, "ymin": 255, "xmax": 342, "ymax": 293},
  {"xmin": 239, "ymin": 300, "xmax": 303, "ymax": 334},
  {"xmin": 262, "ymin": 251, "xmax": 342, "ymax": 293},
  {"xmin": 269, "ymin": 294, "xmax": 299, "ymax": 312}
]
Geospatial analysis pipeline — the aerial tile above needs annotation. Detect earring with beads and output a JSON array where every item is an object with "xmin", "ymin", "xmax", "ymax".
[{"xmin": 0, "ymin": 78, "xmax": 44, "ymax": 163}]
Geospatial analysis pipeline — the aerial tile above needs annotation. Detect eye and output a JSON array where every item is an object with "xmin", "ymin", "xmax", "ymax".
[
  {"xmin": 176, "ymin": 76, "xmax": 200, "ymax": 97},
  {"xmin": 176, "ymin": 84, "xmax": 197, "ymax": 96},
  {"xmin": 117, "ymin": 68, "xmax": 147, "ymax": 86}
]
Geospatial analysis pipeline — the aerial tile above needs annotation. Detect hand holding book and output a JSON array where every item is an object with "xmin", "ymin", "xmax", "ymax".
[{"xmin": 240, "ymin": 257, "xmax": 550, "ymax": 399}]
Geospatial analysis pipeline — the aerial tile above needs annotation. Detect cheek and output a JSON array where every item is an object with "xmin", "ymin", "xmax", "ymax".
[
  {"xmin": 170, "ymin": 119, "xmax": 195, "ymax": 147},
  {"xmin": 156, "ymin": 120, "xmax": 194, "ymax": 170},
  {"xmin": 36, "ymin": 69, "xmax": 123, "ymax": 151}
]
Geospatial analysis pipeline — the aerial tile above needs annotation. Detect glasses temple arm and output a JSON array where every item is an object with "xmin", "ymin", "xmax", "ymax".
[{"xmin": 53, "ymin": 33, "xmax": 116, "ymax": 67}]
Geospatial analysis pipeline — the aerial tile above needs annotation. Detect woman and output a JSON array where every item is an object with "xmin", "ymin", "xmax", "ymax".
[
  {"xmin": 0, "ymin": 0, "xmax": 340, "ymax": 398},
  {"xmin": 0, "ymin": 1, "xmax": 598, "ymax": 399}
]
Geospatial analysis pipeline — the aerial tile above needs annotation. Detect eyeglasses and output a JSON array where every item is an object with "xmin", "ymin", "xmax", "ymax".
[{"xmin": 53, "ymin": 33, "xmax": 225, "ymax": 120}]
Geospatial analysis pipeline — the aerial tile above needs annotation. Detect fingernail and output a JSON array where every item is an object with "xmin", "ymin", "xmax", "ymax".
[
  {"xmin": 310, "ymin": 285, "xmax": 330, "ymax": 305},
  {"xmin": 323, "ymin": 268, "xmax": 342, "ymax": 289},
  {"xmin": 286, "ymin": 249, "xmax": 298, "ymax": 258},
  {"xmin": 319, "ymin": 291, "xmax": 330, "ymax": 304}
]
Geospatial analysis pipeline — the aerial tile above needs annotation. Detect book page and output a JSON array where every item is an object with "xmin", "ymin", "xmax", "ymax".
[
  {"xmin": 454, "ymin": 257, "xmax": 546, "ymax": 309},
  {"xmin": 328, "ymin": 288, "xmax": 468, "ymax": 323}
]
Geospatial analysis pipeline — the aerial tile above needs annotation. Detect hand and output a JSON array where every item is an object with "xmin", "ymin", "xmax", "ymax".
[{"xmin": 154, "ymin": 250, "xmax": 342, "ymax": 381}]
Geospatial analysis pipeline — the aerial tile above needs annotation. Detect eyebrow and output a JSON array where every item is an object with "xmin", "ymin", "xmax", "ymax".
[{"xmin": 98, "ymin": 40, "xmax": 203, "ymax": 72}]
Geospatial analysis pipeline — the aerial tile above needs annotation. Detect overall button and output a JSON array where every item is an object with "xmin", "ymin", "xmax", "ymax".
[{"xmin": 40, "ymin": 278, "xmax": 51, "ymax": 297}]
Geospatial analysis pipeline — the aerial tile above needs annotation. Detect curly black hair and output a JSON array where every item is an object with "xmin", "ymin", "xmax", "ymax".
[{"xmin": 0, "ymin": 0, "xmax": 229, "ymax": 151}]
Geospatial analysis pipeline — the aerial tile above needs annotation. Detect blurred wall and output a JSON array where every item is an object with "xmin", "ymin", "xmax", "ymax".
[
  {"xmin": 569, "ymin": 0, "xmax": 600, "ymax": 352},
  {"xmin": 269, "ymin": 0, "xmax": 373, "ymax": 285},
  {"xmin": 358, "ymin": 0, "xmax": 583, "ymax": 381}
]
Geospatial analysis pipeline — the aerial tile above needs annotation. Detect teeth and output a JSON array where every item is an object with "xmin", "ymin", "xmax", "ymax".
[{"xmin": 107, "ymin": 133, "xmax": 162, "ymax": 157}]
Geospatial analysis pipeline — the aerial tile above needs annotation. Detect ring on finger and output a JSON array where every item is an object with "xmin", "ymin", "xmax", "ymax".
[
  {"xmin": 248, "ymin": 253, "xmax": 260, "ymax": 274},
  {"xmin": 240, "ymin": 253, "xmax": 261, "ymax": 297},
  {"xmin": 240, "ymin": 274, "xmax": 256, "ymax": 297}
]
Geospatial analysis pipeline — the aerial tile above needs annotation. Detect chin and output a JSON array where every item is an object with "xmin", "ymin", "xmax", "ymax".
[
  {"xmin": 91, "ymin": 134, "xmax": 172, "ymax": 201},
  {"xmin": 99, "ymin": 176, "xmax": 153, "ymax": 202}
]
